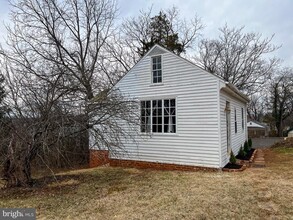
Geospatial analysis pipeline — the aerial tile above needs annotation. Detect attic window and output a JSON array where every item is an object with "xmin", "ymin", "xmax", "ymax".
[{"xmin": 152, "ymin": 56, "xmax": 162, "ymax": 83}]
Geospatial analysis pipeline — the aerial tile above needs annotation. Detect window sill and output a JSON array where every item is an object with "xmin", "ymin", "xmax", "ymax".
[
  {"xmin": 149, "ymin": 83, "xmax": 164, "ymax": 87},
  {"xmin": 140, "ymin": 132, "xmax": 178, "ymax": 136}
]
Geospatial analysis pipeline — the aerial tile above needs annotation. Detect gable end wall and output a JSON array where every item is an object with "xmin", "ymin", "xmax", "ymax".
[{"xmin": 112, "ymin": 51, "xmax": 222, "ymax": 168}]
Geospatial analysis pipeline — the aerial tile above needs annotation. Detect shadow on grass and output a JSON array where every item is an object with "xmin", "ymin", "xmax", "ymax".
[{"xmin": 0, "ymin": 167, "xmax": 151, "ymax": 200}]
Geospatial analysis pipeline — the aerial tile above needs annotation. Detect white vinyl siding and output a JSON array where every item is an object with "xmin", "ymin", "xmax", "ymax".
[
  {"xmin": 114, "ymin": 51, "xmax": 220, "ymax": 168},
  {"xmin": 220, "ymin": 91, "xmax": 247, "ymax": 167},
  {"xmin": 101, "ymin": 45, "xmax": 249, "ymax": 169}
]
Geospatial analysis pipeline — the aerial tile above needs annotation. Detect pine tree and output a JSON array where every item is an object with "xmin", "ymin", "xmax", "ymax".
[
  {"xmin": 244, "ymin": 141, "xmax": 249, "ymax": 153},
  {"xmin": 230, "ymin": 151, "xmax": 237, "ymax": 164},
  {"xmin": 238, "ymin": 145, "xmax": 246, "ymax": 158},
  {"xmin": 138, "ymin": 11, "xmax": 184, "ymax": 56}
]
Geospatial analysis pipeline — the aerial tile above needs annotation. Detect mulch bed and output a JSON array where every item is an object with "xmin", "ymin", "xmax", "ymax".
[
  {"xmin": 223, "ymin": 148, "xmax": 257, "ymax": 172},
  {"xmin": 222, "ymin": 163, "xmax": 246, "ymax": 172},
  {"xmin": 224, "ymin": 163, "xmax": 243, "ymax": 169},
  {"xmin": 236, "ymin": 148, "xmax": 255, "ymax": 161}
]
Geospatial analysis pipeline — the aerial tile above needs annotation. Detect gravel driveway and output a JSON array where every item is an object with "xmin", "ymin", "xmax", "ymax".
[{"xmin": 252, "ymin": 137, "xmax": 284, "ymax": 149}]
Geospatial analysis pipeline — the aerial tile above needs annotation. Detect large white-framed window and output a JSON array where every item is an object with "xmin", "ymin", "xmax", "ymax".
[
  {"xmin": 152, "ymin": 56, "xmax": 162, "ymax": 83},
  {"xmin": 140, "ymin": 98, "xmax": 176, "ymax": 133}
]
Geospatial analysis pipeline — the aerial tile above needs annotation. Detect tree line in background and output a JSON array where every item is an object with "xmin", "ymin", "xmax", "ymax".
[{"xmin": 0, "ymin": 0, "xmax": 292, "ymax": 187}]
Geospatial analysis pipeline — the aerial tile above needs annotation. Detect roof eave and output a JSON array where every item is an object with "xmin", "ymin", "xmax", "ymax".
[{"xmin": 222, "ymin": 82, "xmax": 250, "ymax": 103}]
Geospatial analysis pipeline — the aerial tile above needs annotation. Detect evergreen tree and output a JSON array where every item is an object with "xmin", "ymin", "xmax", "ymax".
[
  {"xmin": 138, "ymin": 11, "xmax": 184, "ymax": 56},
  {"xmin": 244, "ymin": 141, "xmax": 249, "ymax": 153},
  {"xmin": 230, "ymin": 151, "xmax": 237, "ymax": 164},
  {"xmin": 248, "ymin": 138, "xmax": 252, "ymax": 149},
  {"xmin": 238, "ymin": 145, "xmax": 246, "ymax": 158}
]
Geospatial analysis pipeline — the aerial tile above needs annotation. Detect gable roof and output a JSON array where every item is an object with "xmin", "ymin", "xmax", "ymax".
[
  {"xmin": 247, "ymin": 121, "xmax": 265, "ymax": 129},
  {"xmin": 115, "ymin": 44, "xmax": 223, "ymax": 88},
  {"xmin": 144, "ymin": 44, "xmax": 226, "ymax": 82},
  {"xmin": 222, "ymin": 83, "xmax": 250, "ymax": 103},
  {"xmin": 115, "ymin": 44, "xmax": 249, "ymax": 103}
]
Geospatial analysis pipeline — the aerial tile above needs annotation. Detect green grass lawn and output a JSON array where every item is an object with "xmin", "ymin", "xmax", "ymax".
[{"xmin": 1, "ymin": 147, "xmax": 293, "ymax": 219}]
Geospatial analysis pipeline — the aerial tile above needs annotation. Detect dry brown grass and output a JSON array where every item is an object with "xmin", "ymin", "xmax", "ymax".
[
  {"xmin": 1, "ymin": 148, "xmax": 293, "ymax": 219},
  {"xmin": 271, "ymin": 137, "xmax": 293, "ymax": 148}
]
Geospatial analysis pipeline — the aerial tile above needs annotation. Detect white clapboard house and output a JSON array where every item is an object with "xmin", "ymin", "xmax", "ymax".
[{"xmin": 90, "ymin": 44, "xmax": 249, "ymax": 169}]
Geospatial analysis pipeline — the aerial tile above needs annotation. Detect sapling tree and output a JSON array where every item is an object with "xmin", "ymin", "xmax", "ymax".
[
  {"xmin": 244, "ymin": 141, "xmax": 249, "ymax": 153},
  {"xmin": 238, "ymin": 145, "xmax": 246, "ymax": 158},
  {"xmin": 230, "ymin": 151, "xmax": 237, "ymax": 164},
  {"xmin": 248, "ymin": 138, "xmax": 253, "ymax": 149}
]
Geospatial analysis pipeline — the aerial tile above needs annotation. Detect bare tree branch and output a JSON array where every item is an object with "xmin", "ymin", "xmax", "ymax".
[{"xmin": 197, "ymin": 25, "xmax": 280, "ymax": 95}]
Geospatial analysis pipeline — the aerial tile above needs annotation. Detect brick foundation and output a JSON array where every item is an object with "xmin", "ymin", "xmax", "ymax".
[
  {"xmin": 89, "ymin": 150, "xmax": 109, "ymax": 168},
  {"xmin": 89, "ymin": 150, "xmax": 220, "ymax": 171},
  {"xmin": 109, "ymin": 159, "xmax": 219, "ymax": 172}
]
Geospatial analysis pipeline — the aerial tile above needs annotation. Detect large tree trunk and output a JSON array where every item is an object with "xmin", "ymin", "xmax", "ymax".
[
  {"xmin": 276, "ymin": 120, "xmax": 283, "ymax": 137},
  {"xmin": 2, "ymin": 136, "xmax": 34, "ymax": 187}
]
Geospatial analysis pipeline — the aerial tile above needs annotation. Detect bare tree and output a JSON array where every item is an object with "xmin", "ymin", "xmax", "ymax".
[
  {"xmin": 106, "ymin": 6, "xmax": 203, "ymax": 76},
  {"xmin": 0, "ymin": 0, "xmax": 139, "ymax": 187},
  {"xmin": 247, "ymin": 94, "xmax": 267, "ymax": 122},
  {"xmin": 6, "ymin": 0, "xmax": 119, "ymax": 101},
  {"xmin": 269, "ymin": 68, "xmax": 293, "ymax": 137},
  {"xmin": 0, "ymin": 56, "xmax": 74, "ymax": 187},
  {"xmin": 198, "ymin": 25, "xmax": 279, "ymax": 94}
]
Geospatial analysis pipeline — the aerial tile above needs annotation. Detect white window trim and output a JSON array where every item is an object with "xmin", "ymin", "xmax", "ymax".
[
  {"xmin": 154, "ymin": 98, "xmax": 178, "ymax": 136},
  {"xmin": 140, "ymin": 97, "xmax": 177, "ymax": 135},
  {"xmin": 150, "ymin": 55, "xmax": 163, "ymax": 84}
]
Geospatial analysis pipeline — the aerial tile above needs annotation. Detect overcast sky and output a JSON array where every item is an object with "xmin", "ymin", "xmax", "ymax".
[{"xmin": 0, "ymin": 0, "xmax": 292, "ymax": 66}]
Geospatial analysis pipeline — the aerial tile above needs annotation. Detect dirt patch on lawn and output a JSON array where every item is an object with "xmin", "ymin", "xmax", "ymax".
[{"xmin": 271, "ymin": 137, "xmax": 293, "ymax": 148}]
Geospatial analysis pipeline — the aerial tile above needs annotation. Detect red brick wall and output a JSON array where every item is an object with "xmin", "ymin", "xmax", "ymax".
[
  {"xmin": 89, "ymin": 150, "xmax": 109, "ymax": 168},
  {"xmin": 89, "ymin": 150, "xmax": 219, "ymax": 171},
  {"xmin": 109, "ymin": 159, "xmax": 219, "ymax": 172}
]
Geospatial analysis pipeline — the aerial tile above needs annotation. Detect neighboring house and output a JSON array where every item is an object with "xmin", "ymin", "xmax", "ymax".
[
  {"xmin": 247, "ymin": 121, "xmax": 267, "ymax": 138},
  {"xmin": 90, "ymin": 44, "xmax": 249, "ymax": 169}
]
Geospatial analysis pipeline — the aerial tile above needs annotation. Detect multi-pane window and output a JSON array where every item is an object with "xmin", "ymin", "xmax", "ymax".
[
  {"xmin": 241, "ymin": 108, "xmax": 244, "ymax": 130},
  {"xmin": 141, "ymin": 101, "xmax": 151, "ymax": 132},
  {"xmin": 152, "ymin": 100, "xmax": 163, "ymax": 132},
  {"xmin": 152, "ymin": 56, "xmax": 162, "ymax": 83},
  {"xmin": 235, "ymin": 108, "xmax": 237, "ymax": 133},
  {"xmin": 163, "ymin": 99, "xmax": 176, "ymax": 133},
  {"xmin": 140, "ymin": 99, "xmax": 176, "ymax": 133}
]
